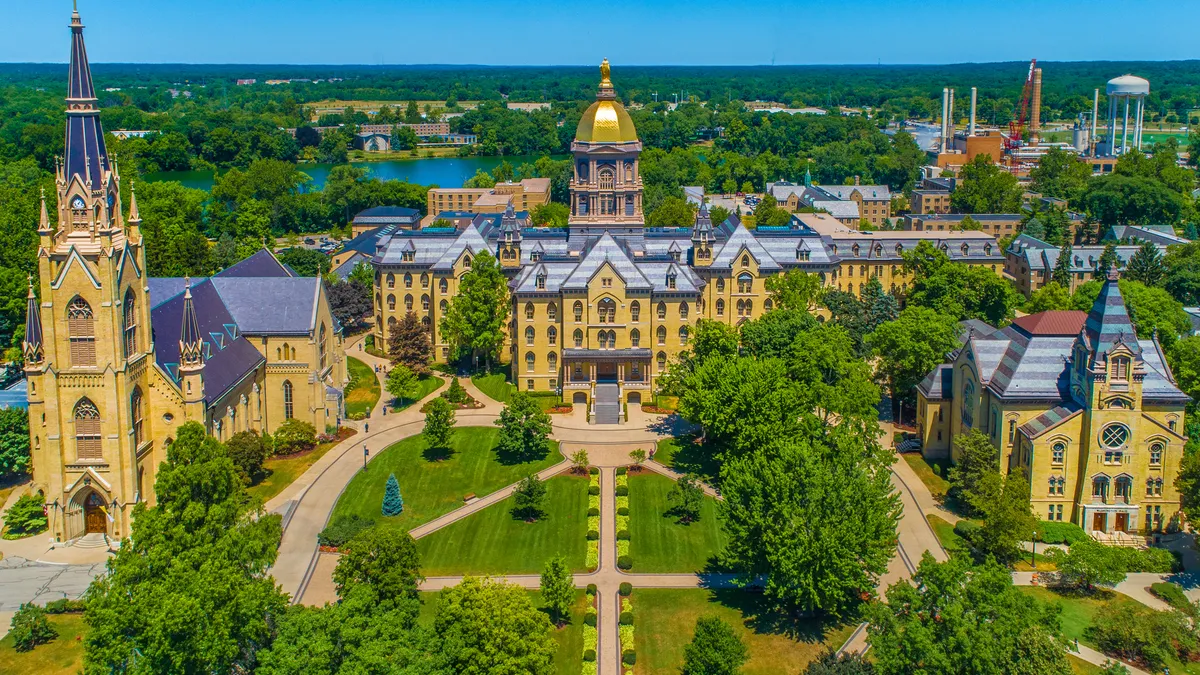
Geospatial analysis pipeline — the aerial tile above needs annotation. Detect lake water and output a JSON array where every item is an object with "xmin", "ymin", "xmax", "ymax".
[{"xmin": 144, "ymin": 154, "xmax": 565, "ymax": 191}]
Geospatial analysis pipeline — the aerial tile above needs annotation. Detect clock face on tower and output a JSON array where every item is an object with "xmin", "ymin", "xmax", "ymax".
[{"xmin": 71, "ymin": 196, "xmax": 86, "ymax": 209}]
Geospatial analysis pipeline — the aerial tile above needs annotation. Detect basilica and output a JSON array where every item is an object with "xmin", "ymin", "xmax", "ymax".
[{"xmin": 21, "ymin": 9, "xmax": 346, "ymax": 542}]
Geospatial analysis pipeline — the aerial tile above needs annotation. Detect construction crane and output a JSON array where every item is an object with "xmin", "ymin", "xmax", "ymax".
[{"xmin": 1007, "ymin": 59, "xmax": 1037, "ymax": 150}]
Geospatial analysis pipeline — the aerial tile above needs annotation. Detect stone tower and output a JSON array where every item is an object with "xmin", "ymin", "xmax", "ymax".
[{"xmin": 568, "ymin": 59, "xmax": 644, "ymax": 232}]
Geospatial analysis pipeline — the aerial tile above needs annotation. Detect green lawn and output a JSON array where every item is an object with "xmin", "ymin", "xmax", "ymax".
[
  {"xmin": 247, "ymin": 433, "xmax": 353, "ymax": 502},
  {"xmin": 330, "ymin": 427, "xmax": 560, "ymax": 532},
  {"xmin": 0, "ymin": 613, "xmax": 86, "ymax": 674},
  {"xmin": 343, "ymin": 357, "xmax": 381, "ymax": 418},
  {"xmin": 629, "ymin": 471, "xmax": 727, "ymax": 573},
  {"xmin": 472, "ymin": 372, "xmax": 516, "ymax": 403},
  {"xmin": 633, "ymin": 589, "xmax": 856, "ymax": 675},
  {"xmin": 926, "ymin": 514, "xmax": 966, "ymax": 555},
  {"xmin": 902, "ymin": 453, "xmax": 950, "ymax": 500},
  {"xmin": 390, "ymin": 374, "xmax": 445, "ymax": 412},
  {"xmin": 416, "ymin": 475, "xmax": 588, "ymax": 575},
  {"xmin": 418, "ymin": 589, "xmax": 586, "ymax": 675},
  {"xmin": 652, "ymin": 436, "xmax": 720, "ymax": 486}
]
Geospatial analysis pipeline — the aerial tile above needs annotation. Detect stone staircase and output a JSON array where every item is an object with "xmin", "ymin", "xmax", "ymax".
[
  {"xmin": 594, "ymin": 384, "xmax": 620, "ymax": 425},
  {"xmin": 71, "ymin": 532, "xmax": 111, "ymax": 549}
]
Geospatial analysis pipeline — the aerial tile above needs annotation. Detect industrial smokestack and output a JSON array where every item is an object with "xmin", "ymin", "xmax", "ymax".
[
  {"xmin": 1091, "ymin": 88, "xmax": 1099, "ymax": 157},
  {"xmin": 969, "ymin": 87, "xmax": 977, "ymax": 136},
  {"xmin": 1031, "ymin": 67, "xmax": 1043, "ymax": 144},
  {"xmin": 949, "ymin": 88, "xmax": 955, "ymax": 142},
  {"xmin": 941, "ymin": 88, "xmax": 949, "ymax": 151}
]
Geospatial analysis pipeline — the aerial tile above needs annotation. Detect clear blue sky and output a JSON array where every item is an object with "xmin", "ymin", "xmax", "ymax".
[{"xmin": 2, "ymin": 1, "xmax": 1196, "ymax": 66}]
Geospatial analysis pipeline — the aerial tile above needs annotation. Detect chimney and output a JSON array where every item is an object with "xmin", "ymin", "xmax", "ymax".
[
  {"xmin": 1031, "ymin": 67, "xmax": 1043, "ymax": 144},
  {"xmin": 1091, "ymin": 88, "xmax": 1100, "ymax": 157},
  {"xmin": 854, "ymin": 175, "xmax": 860, "ymax": 186},
  {"xmin": 968, "ymin": 87, "xmax": 977, "ymax": 136}
]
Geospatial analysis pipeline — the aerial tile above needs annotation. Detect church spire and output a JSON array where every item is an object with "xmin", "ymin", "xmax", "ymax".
[
  {"xmin": 22, "ymin": 276, "xmax": 43, "ymax": 365},
  {"xmin": 179, "ymin": 277, "xmax": 204, "ymax": 368},
  {"xmin": 63, "ymin": 4, "xmax": 109, "ymax": 190},
  {"xmin": 38, "ymin": 189, "xmax": 49, "ymax": 232}
]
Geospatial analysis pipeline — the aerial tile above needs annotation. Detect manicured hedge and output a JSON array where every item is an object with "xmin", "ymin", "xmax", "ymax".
[{"xmin": 1034, "ymin": 520, "xmax": 1089, "ymax": 545}]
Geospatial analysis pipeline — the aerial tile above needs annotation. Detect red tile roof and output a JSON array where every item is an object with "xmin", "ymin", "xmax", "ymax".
[{"xmin": 1011, "ymin": 310, "xmax": 1087, "ymax": 336}]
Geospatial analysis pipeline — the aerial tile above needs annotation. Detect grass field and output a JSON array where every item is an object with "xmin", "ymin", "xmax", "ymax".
[
  {"xmin": 416, "ymin": 475, "xmax": 588, "ymax": 575},
  {"xmin": 0, "ymin": 613, "xmax": 86, "ymax": 675},
  {"xmin": 330, "ymin": 427, "xmax": 561, "ymax": 532},
  {"xmin": 632, "ymin": 589, "xmax": 856, "ymax": 675},
  {"xmin": 418, "ymin": 589, "xmax": 586, "ymax": 675},
  {"xmin": 472, "ymin": 372, "xmax": 516, "ymax": 403},
  {"xmin": 629, "ymin": 471, "xmax": 727, "ymax": 573},
  {"xmin": 247, "ymin": 432, "xmax": 354, "ymax": 502},
  {"xmin": 343, "ymin": 357, "xmax": 381, "ymax": 418},
  {"xmin": 391, "ymin": 375, "xmax": 445, "ymax": 412},
  {"xmin": 901, "ymin": 453, "xmax": 950, "ymax": 500}
]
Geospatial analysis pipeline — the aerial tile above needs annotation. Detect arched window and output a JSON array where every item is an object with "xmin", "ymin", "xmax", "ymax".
[
  {"xmin": 574, "ymin": 329, "xmax": 584, "ymax": 347},
  {"xmin": 319, "ymin": 323, "xmax": 328, "ymax": 370},
  {"xmin": 525, "ymin": 302, "xmax": 535, "ymax": 320},
  {"xmin": 599, "ymin": 298, "xmax": 616, "ymax": 323},
  {"xmin": 422, "ymin": 295, "xmax": 430, "ymax": 311},
  {"xmin": 74, "ymin": 398, "xmax": 101, "ymax": 460},
  {"xmin": 405, "ymin": 295, "xmax": 413, "ymax": 311},
  {"xmin": 574, "ymin": 301, "xmax": 584, "ymax": 323},
  {"xmin": 1150, "ymin": 442, "xmax": 1164, "ymax": 466},
  {"xmin": 1052, "ymin": 442, "xmax": 1066, "ymax": 465},
  {"xmin": 679, "ymin": 303, "xmax": 689, "ymax": 320},
  {"xmin": 548, "ymin": 303, "xmax": 558, "ymax": 321},
  {"xmin": 657, "ymin": 351, "xmax": 667, "ymax": 371},
  {"xmin": 283, "ymin": 380, "xmax": 294, "ymax": 419},
  {"xmin": 716, "ymin": 278, "xmax": 725, "ymax": 292},
  {"xmin": 744, "ymin": 299, "xmax": 753, "ymax": 315},
  {"xmin": 548, "ymin": 326, "xmax": 558, "ymax": 346},
  {"xmin": 716, "ymin": 299, "xmax": 725, "ymax": 316},
  {"xmin": 737, "ymin": 273, "xmax": 753, "ymax": 293},
  {"xmin": 657, "ymin": 302, "xmax": 666, "ymax": 320},
  {"xmin": 386, "ymin": 273, "xmax": 395, "ymax": 289},
  {"xmin": 657, "ymin": 325, "xmax": 666, "ymax": 345},
  {"xmin": 525, "ymin": 326, "xmax": 536, "ymax": 345},
  {"xmin": 736, "ymin": 299, "xmax": 745, "ymax": 316},
  {"xmin": 123, "ymin": 289, "xmax": 138, "ymax": 358},
  {"xmin": 387, "ymin": 294, "xmax": 396, "ymax": 311},
  {"xmin": 440, "ymin": 299, "xmax": 448, "ymax": 313},
  {"xmin": 630, "ymin": 301, "xmax": 640, "ymax": 322},
  {"xmin": 764, "ymin": 299, "xmax": 773, "ymax": 312},
  {"xmin": 404, "ymin": 273, "xmax": 413, "ymax": 288},
  {"xmin": 630, "ymin": 328, "xmax": 641, "ymax": 347},
  {"xmin": 599, "ymin": 168, "xmax": 615, "ymax": 190},
  {"xmin": 1110, "ymin": 356, "xmax": 1130, "ymax": 381},
  {"xmin": 679, "ymin": 326, "xmax": 689, "ymax": 346},
  {"xmin": 68, "ymin": 296, "xmax": 95, "ymax": 367},
  {"xmin": 421, "ymin": 273, "xmax": 430, "ymax": 288},
  {"xmin": 548, "ymin": 352, "xmax": 558, "ymax": 373},
  {"xmin": 1115, "ymin": 475, "xmax": 1133, "ymax": 501},
  {"xmin": 526, "ymin": 351, "xmax": 536, "ymax": 372},
  {"xmin": 741, "ymin": 255, "xmax": 750, "ymax": 268},
  {"xmin": 439, "ymin": 278, "xmax": 448, "ymax": 293},
  {"xmin": 1092, "ymin": 475, "xmax": 1109, "ymax": 499},
  {"xmin": 130, "ymin": 387, "xmax": 144, "ymax": 448}
]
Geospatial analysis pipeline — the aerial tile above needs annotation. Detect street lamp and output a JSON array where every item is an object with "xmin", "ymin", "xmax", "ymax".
[
  {"xmin": 363, "ymin": 444, "xmax": 369, "ymax": 470},
  {"xmin": 1031, "ymin": 530, "xmax": 1037, "ymax": 568}
]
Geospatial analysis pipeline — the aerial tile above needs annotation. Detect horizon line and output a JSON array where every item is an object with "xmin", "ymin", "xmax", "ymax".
[{"xmin": 1, "ymin": 58, "xmax": 1196, "ymax": 69}]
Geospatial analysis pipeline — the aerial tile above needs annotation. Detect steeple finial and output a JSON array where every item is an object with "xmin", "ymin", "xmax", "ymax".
[
  {"xmin": 596, "ymin": 58, "xmax": 616, "ymax": 100},
  {"xmin": 128, "ymin": 182, "xmax": 140, "ymax": 223},
  {"xmin": 179, "ymin": 276, "xmax": 204, "ymax": 368},
  {"xmin": 38, "ymin": 188, "xmax": 49, "ymax": 230},
  {"xmin": 22, "ymin": 274, "xmax": 43, "ymax": 365}
]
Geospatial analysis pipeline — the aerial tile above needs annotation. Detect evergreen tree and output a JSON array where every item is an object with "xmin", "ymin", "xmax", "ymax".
[
  {"xmin": 381, "ymin": 473, "xmax": 404, "ymax": 516},
  {"xmin": 681, "ymin": 615, "xmax": 748, "ymax": 675},
  {"xmin": 1187, "ymin": 223, "xmax": 1199, "ymax": 240},
  {"xmin": 1094, "ymin": 242, "xmax": 1120, "ymax": 279},
  {"xmin": 445, "ymin": 377, "xmax": 469, "ymax": 404},
  {"xmin": 1051, "ymin": 242, "xmax": 1073, "ymax": 287},
  {"xmin": 440, "ymin": 250, "xmax": 509, "ymax": 368},
  {"xmin": 1124, "ymin": 241, "xmax": 1166, "ymax": 287},
  {"xmin": 388, "ymin": 311, "xmax": 431, "ymax": 375},
  {"xmin": 539, "ymin": 556, "xmax": 573, "ymax": 626},
  {"xmin": 423, "ymin": 397, "xmax": 456, "ymax": 450}
]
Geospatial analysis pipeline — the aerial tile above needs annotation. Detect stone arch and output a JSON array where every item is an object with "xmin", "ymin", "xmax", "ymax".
[{"xmin": 68, "ymin": 485, "xmax": 109, "ymax": 539}]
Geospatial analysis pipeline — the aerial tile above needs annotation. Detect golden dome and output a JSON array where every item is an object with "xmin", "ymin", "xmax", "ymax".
[{"xmin": 575, "ymin": 59, "xmax": 638, "ymax": 143}]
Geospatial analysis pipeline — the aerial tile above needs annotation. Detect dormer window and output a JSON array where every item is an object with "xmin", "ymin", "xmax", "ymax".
[
  {"xmin": 667, "ymin": 272, "xmax": 677, "ymax": 290},
  {"xmin": 873, "ymin": 244, "xmax": 882, "ymax": 257},
  {"xmin": 852, "ymin": 244, "xmax": 860, "ymax": 257},
  {"xmin": 536, "ymin": 273, "xmax": 546, "ymax": 290},
  {"xmin": 531, "ymin": 250, "xmax": 541, "ymax": 262},
  {"xmin": 960, "ymin": 244, "xmax": 969, "ymax": 256},
  {"xmin": 895, "ymin": 243, "xmax": 903, "ymax": 255},
  {"xmin": 1110, "ymin": 356, "xmax": 1130, "ymax": 381},
  {"xmin": 402, "ymin": 251, "xmax": 414, "ymax": 262}
]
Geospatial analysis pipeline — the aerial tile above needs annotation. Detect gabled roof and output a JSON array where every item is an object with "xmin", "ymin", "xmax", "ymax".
[
  {"xmin": 562, "ymin": 233, "xmax": 651, "ymax": 290},
  {"xmin": 216, "ymin": 248, "xmax": 295, "ymax": 278},
  {"xmin": 711, "ymin": 224, "xmax": 781, "ymax": 271},
  {"xmin": 1011, "ymin": 311, "xmax": 1087, "ymax": 337},
  {"xmin": 209, "ymin": 276, "xmax": 322, "ymax": 335}
]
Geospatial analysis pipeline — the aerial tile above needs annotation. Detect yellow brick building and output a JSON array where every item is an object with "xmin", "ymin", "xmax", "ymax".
[
  {"xmin": 916, "ymin": 279, "xmax": 1188, "ymax": 535},
  {"xmin": 20, "ymin": 10, "xmax": 346, "ymax": 543}
]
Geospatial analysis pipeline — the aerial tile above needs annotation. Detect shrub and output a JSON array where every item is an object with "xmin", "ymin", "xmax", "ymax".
[
  {"xmin": 589, "ymin": 466, "xmax": 599, "ymax": 475},
  {"xmin": 273, "ymin": 418, "xmax": 318, "ymax": 455},
  {"xmin": 4, "ymin": 493, "xmax": 48, "ymax": 537},
  {"xmin": 583, "ymin": 648, "xmax": 596, "ymax": 662},
  {"xmin": 10, "ymin": 603, "xmax": 56, "ymax": 652},
  {"xmin": 620, "ymin": 610, "xmax": 633, "ymax": 625},
  {"xmin": 586, "ymin": 584, "xmax": 597, "ymax": 596},
  {"xmin": 616, "ymin": 485, "xmax": 628, "ymax": 496},
  {"xmin": 43, "ymin": 598, "xmax": 85, "ymax": 614},
  {"xmin": 1087, "ymin": 602, "xmax": 1195, "ymax": 671},
  {"xmin": 953, "ymin": 519, "xmax": 980, "ymax": 540},
  {"xmin": 622, "ymin": 650, "xmax": 637, "ymax": 666},
  {"xmin": 1035, "ymin": 520, "xmax": 1089, "ymax": 545},
  {"xmin": 618, "ymin": 555, "xmax": 633, "ymax": 570},
  {"xmin": 226, "ymin": 430, "xmax": 268, "ymax": 484},
  {"xmin": 587, "ymin": 506, "xmax": 600, "ymax": 517},
  {"xmin": 619, "ymin": 582, "xmax": 632, "ymax": 596},
  {"xmin": 1121, "ymin": 546, "xmax": 1179, "ymax": 573},
  {"xmin": 587, "ymin": 529, "xmax": 599, "ymax": 541},
  {"xmin": 588, "ymin": 485, "xmax": 600, "ymax": 496},
  {"xmin": 616, "ymin": 466, "xmax": 627, "ymax": 475},
  {"xmin": 585, "ymin": 612, "xmax": 597, "ymax": 627},
  {"xmin": 1150, "ymin": 582, "xmax": 1193, "ymax": 614},
  {"xmin": 445, "ymin": 377, "xmax": 469, "ymax": 404},
  {"xmin": 617, "ymin": 529, "xmax": 630, "ymax": 541},
  {"xmin": 317, "ymin": 514, "xmax": 373, "ymax": 548}
]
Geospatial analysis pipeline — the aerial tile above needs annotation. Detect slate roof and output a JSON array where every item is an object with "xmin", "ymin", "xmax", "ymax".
[
  {"xmin": 1104, "ymin": 225, "xmax": 1190, "ymax": 246},
  {"xmin": 216, "ymin": 248, "xmax": 295, "ymax": 278},
  {"xmin": 209, "ymin": 277, "xmax": 323, "ymax": 335},
  {"xmin": 352, "ymin": 206, "xmax": 420, "ymax": 225},
  {"xmin": 817, "ymin": 184, "xmax": 892, "ymax": 201},
  {"xmin": 917, "ymin": 364, "xmax": 953, "ymax": 399},
  {"xmin": 711, "ymin": 224, "xmax": 782, "ymax": 271},
  {"xmin": 1007, "ymin": 234, "xmax": 1148, "ymax": 274},
  {"xmin": 334, "ymin": 251, "xmax": 372, "ymax": 280},
  {"xmin": 1084, "ymin": 275, "xmax": 1143, "ymax": 360},
  {"xmin": 64, "ymin": 11, "xmax": 109, "ymax": 189},
  {"xmin": 562, "ymin": 233, "xmax": 652, "ymax": 291},
  {"xmin": 1019, "ymin": 404, "xmax": 1084, "ymax": 438}
]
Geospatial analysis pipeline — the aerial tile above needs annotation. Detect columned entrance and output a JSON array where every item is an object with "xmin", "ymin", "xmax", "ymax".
[{"xmin": 562, "ymin": 347, "xmax": 652, "ymax": 424}]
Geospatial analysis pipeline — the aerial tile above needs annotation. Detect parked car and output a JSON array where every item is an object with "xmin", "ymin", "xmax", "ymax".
[{"xmin": 304, "ymin": 237, "xmax": 316, "ymax": 245}]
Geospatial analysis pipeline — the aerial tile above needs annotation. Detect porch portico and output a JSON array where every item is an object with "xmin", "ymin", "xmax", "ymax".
[{"xmin": 561, "ymin": 347, "xmax": 652, "ymax": 405}]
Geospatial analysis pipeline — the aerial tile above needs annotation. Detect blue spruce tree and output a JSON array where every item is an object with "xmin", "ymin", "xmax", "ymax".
[{"xmin": 382, "ymin": 473, "xmax": 404, "ymax": 516}]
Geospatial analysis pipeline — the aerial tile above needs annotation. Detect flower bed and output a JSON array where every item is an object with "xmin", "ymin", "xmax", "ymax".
[{"xmin": 546, "ymin": 403, "xmax": 574, "ymax": 414}]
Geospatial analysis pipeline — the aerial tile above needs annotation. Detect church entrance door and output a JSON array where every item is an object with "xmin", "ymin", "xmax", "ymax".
[
  {"xmin": 84, "ymin": 492, "xmax": 106, "ymax": 534},
  {"xmin": 1092, "ymin": 512, "xmax": 1107, "ymax": 533}
]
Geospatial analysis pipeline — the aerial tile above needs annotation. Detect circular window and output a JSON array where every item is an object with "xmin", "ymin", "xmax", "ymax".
[{"xmin": 1100, "ymin": 424, "xmax": 1130, "ymax": 449}]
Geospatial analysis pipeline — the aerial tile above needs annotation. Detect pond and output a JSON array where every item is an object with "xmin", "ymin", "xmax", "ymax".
[{"xmin": 144, "ymin": 154, "xmax": 565, "ymax": 191}]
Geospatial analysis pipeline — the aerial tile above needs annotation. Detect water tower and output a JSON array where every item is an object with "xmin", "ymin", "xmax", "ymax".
[{"xmin": 1105, "ymin": 74, "xmax": 1149, "ymax": 155}]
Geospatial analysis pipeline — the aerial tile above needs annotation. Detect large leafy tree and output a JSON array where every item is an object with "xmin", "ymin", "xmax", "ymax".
[
  {"xmin": 949, "ymin": 154, "xmax": 1022, "ymax": 214},
  {"xmin": 906, "ymin": 259, "xmax": 1020, "ymax": 326},
  {"xmin": 1164, "ymin": 241, "xmax": 1200, "ymax": 305},
  {"xmin": 495, "ymin": 392, "xmax": 552, "ymax": 462},
  {"xmin": 389, "ymin": 311, "xmax": 432, "ymax": 375},
  {"xmin": 423, "ymin": 397, "xmax": 456, "ymax": 450},
  {"xmin": 962, "ymin": 470, "xmax": 1037, "ymax": 565},
  {"xmin": 869, "ymin": 554, "xmax": 1072, "ymax": 675},
  {"xmin": 327, "ymin": 277, "xmax": 372, "ymax": 329},
  {"xmin": 333, "ymin": 527, "xmax": 424, "ymax": 602},
  {"xmin": 1024, "ymin": 281, "xmax": 1072, "ymax": 313},
  {"xmin": 867, "ymin": 306, "xmax": 961, "ymax": 421},
  {"xmin": 681, "ymin": 616, "xmax": 748, "ymax": 675},
  {"xmin": 763, "ymin": 268, "xmax": 823, "ymax": 313},
  {"xmin": 83, "ymin": 422, "xmax": 287, "ymax": 674},
  {"xmin": 439, "ymin": 250, "xmax": 509, "ymax": 368},
  {"xmin": 539, "ymin": 556, "xmax": 574, "ymax": 626},
  {"xmin": 719, "ymin": 420, "xmax": 900, "ymax": 617},
  {"xmin": 432, "ymin": 577, "xmax": 556, "ymax": 675},
  {"xmin": 1029, "ymin": 146, "xmax": 1093, "ymax": 205},
  {"xmin": 946, "ymin": 429, "xmax": 1000, "ymax": 517},
  {"xmin": 0, "ymin": 406, "xmax": 30, "ymax": 478}
]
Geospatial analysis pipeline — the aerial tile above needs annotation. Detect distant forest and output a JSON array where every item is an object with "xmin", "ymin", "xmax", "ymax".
[{"xmin": 3, "ymin": 60, "xmax": 1200, "ymax": 124}]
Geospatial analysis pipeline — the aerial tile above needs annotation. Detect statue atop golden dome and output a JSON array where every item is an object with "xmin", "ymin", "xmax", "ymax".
[{"xmin": 600, "ymin": 58, "xmax": 612, "ymax": 89}]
